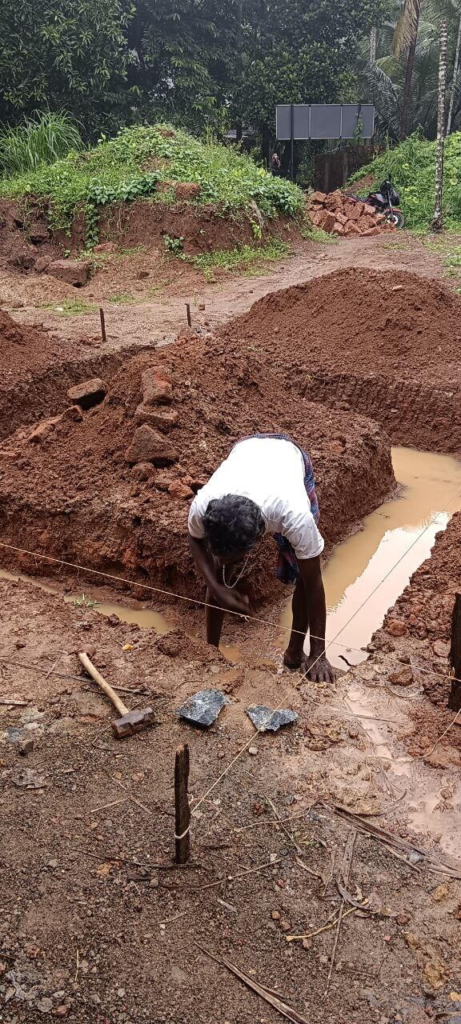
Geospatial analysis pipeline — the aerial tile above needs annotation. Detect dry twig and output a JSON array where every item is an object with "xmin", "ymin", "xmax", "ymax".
[
  {"xmin": 286, "ymin": 906, "xmax": 356, "ymax": 943},
  {"xmin": 325, "ymin": 830, "xmax": 356, "ymax": 996},
  {"xmin": 196, "ymin": 944, "xmax": 310, "ymax": 1024},
  {"xmin": 192, "ymin": 857, "xmax": 282, "ymax": 892}
]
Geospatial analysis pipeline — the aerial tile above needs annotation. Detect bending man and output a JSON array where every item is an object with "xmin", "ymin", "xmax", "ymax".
[{"xmin": 188, "ymin": 433, "xmax": 334, "ymax": 683}]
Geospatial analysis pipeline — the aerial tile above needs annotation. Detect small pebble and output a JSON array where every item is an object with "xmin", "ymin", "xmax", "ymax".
[
  {"xmin": 280, "ymin": 919, "xmax": 291, "ymax": 932},
  {"xmin": 302, "ymin": 938, "xmax": 312, "ymax": 950},
  {"xmin": 117, "ymin": 988, "xmax": 125, "ymax": 998},
  {"xmin": 248, "ymin": 746, "xmax": 258, "ymax": 756},
  {"xmin": 271, "ymin": 910, "xmax": 280, "ymax": 920}
]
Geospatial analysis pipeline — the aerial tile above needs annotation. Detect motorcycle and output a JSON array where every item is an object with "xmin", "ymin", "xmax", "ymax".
[{"xmin": 351, "ymin": 177, "xmax": 405, "ymax": 228}]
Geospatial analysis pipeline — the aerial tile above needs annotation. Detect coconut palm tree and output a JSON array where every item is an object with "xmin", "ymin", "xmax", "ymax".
[
  {"xmin": 447, "ymin": 8, "xmax": 461, "ymax": 129},
  {"xmin": 393, "ymin": 0, "xmax": 422, "ymax": 138},
  {"xmin": 364, "ymin": 22, "xmax": 440, "ymax": 139}
]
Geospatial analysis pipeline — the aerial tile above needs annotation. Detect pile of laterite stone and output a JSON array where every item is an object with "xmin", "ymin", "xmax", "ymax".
[{"xmin": 307, "ymin": 189, "xmax": 396, "ymax": 237}]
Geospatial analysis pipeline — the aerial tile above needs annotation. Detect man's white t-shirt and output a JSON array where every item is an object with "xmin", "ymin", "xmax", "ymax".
[{"xmin": 188, "ymin": 437, "xmax": 324, "ymax": 561}]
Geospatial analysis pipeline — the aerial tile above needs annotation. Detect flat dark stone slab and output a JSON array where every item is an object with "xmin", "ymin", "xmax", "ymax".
[
  {"xmin": 177, "ymin": 689, "xmax": 229, "ymax": 728},
  {"xmin": 246, "ymin": 704, "xmax": 298, "ymax": 732}
]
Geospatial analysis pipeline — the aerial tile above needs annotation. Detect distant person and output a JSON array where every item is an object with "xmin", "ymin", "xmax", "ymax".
[
  {"xmin": 271, "ymin": 152, "xmax": 281, "ymax": 175},
  {"xmin": 188, "ymin": 434, "xmax": 334, "ymax": 683}
]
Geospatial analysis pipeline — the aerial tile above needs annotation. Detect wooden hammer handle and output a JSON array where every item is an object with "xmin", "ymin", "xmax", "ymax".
[{"xmin": 78, "ymin": 652, "xmax": 128, "ymax": 717}]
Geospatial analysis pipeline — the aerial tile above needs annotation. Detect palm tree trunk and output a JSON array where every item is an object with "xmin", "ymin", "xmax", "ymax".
[
  {"xmin": 432, "ymin": 18, "xmax": 448, "ymax": 232},
  {"xmin": 369, "ymin": 26, "xmax": 377, "ymax": 63},
  {"xmin": 447, "ymin": 14, "xmax": 461, "ymax": 134},
  {"xmin": 399, "ymin": 0, "xmax": 421, "ymax": 140}
]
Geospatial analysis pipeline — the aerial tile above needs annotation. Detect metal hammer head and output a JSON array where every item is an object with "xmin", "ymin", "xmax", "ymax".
[{"xmin": 112, "ymin": 706, "xmax": 155, "ymax": 739}]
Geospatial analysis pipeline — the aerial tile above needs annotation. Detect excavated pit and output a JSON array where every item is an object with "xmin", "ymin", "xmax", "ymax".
[
  {"xmin": 0, "ymin": 308, "xmax": 144, "ymax": 440},
  {"xmin": 221, "ymin": 267, "xmax": 461, "ymax": 455},
  {"xmin": 0, "ymin": 337, "xmax": 394, "ymax": 605}
]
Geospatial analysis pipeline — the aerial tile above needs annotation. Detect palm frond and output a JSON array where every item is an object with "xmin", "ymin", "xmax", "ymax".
[{"xmin": 393, "ymin": 0, "xmax": 421, "ymax": 55}]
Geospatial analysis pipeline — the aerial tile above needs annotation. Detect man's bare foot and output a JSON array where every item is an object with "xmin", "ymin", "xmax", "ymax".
[{"xmin": 284, "ymin": 650, "xmax": 335, "ymax": 683}]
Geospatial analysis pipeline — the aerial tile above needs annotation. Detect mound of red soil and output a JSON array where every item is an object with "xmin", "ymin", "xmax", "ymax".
[
  {"xmin": 0, "ymin": 308, "xmax": 80, "ymax": 384},
  {"xmin": 223, "ymin": 268, "xmax": 461, "ymax": 385},
  {"xmin": 0, "ymin": 334, "xmax": 394, "ymax": 603}
]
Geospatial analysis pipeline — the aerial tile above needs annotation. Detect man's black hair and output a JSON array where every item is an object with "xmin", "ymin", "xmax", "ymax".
[{"xmin": 202, "ymin": 495, "xmax": 264, "ymax": 557}]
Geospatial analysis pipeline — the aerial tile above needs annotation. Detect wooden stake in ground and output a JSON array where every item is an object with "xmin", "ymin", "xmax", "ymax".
[
  {"xmin": 185, "ymin": 303, "xmax": 192, "ymax": 328},
  {"xmin": 99, "ymin": 307, "xmax": 107, "ymax": 344},
  {"xmin": 175, "ymin": 744, "xmax": 190, "ymax": 864},
  {"xmin": 449, "ymin": 593, "xmax": 461, "ymax": 711}
]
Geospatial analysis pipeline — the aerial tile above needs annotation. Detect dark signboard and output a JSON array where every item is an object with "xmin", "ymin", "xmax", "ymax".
[{"xmin": 276, "ymin": 104, "xmax": 375, "ymax": 141}]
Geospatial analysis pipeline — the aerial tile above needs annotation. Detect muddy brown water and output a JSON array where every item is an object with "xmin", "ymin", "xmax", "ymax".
[
  {"xmin": 280, "ymin": 446, "xmax": 461, "ymax": 669},
  {"xmin": 2, "ymin": 447, "xmax": 461, "ymax": 667}
]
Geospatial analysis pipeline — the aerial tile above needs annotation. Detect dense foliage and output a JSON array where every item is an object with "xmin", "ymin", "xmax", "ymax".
[
  {"xmin": 348, "ymin": 131, "xmax": 461, "ymax": 227},
  {"xmin": 0, "ymin": 0, "xmax": 391, "ymax": 142},
  {"xmin": 0, "ymin": 123, "xmax": 304, "ymax": 241},
  {"xmin": 0, "ymin": 0, "xmax": 132, "ymax": 136}
]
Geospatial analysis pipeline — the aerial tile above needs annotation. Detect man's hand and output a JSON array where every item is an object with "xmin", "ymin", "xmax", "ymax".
[
  {"xmin": 302, "ymin": 652, "xmax": 335, "ymax": 684},
  {"xmin": 213, "ymin": 585, "xmax": 250, "ymax": 617}
]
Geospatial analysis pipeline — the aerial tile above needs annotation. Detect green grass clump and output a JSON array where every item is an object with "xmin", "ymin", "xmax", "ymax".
[
  {"xmin": 43, "ymin": 298, "xmax": 97, "ymax": 316},
  {"xmin": 187, "ymin": 240, "xmax": 290, "ymax": 280},
  {"xmin": 0, "ymin": 112, "xmax": 83, "ymax": 176},
  {"xmin": 107, "ymin": 292, "xmax": 136, "ymax": 304},
  {"xmin": 0, "ymin": 123, "xmax": 304, "ymax": 243},
  {"xmin": 347, "ymin": 132, "xmax": 461, "ymax": 230},
  {"xmin": 301, "ymin": 224, "xmax": 338, "ymax": 244}
]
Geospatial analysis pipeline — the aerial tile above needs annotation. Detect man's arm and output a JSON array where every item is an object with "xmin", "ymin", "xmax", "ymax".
[
  {"xmin": 297, "ymin": 556, "xmax": 335, "ymax": 683},
  {"xmin": 188, "ymin": 536, "xmax": 250, "ymax": 616}
]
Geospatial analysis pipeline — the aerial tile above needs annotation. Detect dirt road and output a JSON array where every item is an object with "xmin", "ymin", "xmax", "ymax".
[{"xmin": 8, "ymin": 233, "xmax": 448, "ymax": 353}]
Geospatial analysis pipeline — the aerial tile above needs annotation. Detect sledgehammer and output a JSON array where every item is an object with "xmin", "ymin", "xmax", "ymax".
[{"xmin": 78, "ymin": 652, "xmax": 155, "ymax": 739}]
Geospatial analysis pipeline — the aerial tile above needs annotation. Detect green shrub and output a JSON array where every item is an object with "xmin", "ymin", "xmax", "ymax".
[
  {"xmin": 0, "ymin": 123, "xmax": 304, "ymax": 244},
  {"xmin": 348, "ymin": 132, "xmax": 461, "ymax": 230},
  {"xmin": 0, "ymin": 111, "xmax": 83, "ymax": 175}
]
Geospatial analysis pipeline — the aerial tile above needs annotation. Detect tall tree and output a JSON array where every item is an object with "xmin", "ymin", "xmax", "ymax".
[
  {"xmin": 393, "ymin": 0, "xmax": 422, "ymax": 138},
  {"xmin": 0, "ymin": 0, "xmax": 133, "ymax": 135},
  {"xmin": 365, "ymin": 20, "xmax": 440, "ymax": 140},
  {"xmin": 447, "ymin": 9, "xmax": 461, "ymax": 130},
  {"xmin": 231, "ymin": 0, "xmax": 391, "ymax": 153},
  {"xmin": 126, "ymin": 0, "xmax": 241, "ymax": 133},
  {"xmin": 432, "ymin": 16, "xmax": 448, "ymax": 229}
]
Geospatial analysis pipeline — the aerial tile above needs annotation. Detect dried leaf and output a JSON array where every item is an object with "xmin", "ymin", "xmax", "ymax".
[
  {"xmin": 95, "ymin": 862, "xmax": 112, "ymax": 878},
  {"xmin": 432, "ymin": 883, "xmax": 449, "ymax": 902},
  {"xmin": 423, "ymin": 959, "xmax": 447, "ymax": 991}
]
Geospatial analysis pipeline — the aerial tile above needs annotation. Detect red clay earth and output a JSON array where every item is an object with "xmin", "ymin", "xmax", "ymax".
[
  {"xmin": 222, "ymin": 268, "xmax": 461, "ymax": 453},
  {"xmin": 379, "ymin": 510, "xmax": 461, "ymax": 719},
  {"xmin": 0, "ymin": 196, "xmax": 296, "ymax": 276},
  {"xmin": 0, "ymin": 336, "xmax": 394, "ymax": 604},
  {"xmin": 225, "ymin": 267, "xmax": 461, "ymax": 384},
  {"xmin": 0, "ymin": 308, "xmax": 143, "ymax": 441},
  {"xmin": 1, "ymin": 576, "xmax": 460, "ymax": 1024},
  {"xmin": 67, "ymin": 198, "xmax": 296, "ymax": 256}
]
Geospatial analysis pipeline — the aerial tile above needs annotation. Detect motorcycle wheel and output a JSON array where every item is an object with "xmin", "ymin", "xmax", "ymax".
[{"xmin": 385, "ymin": 209, "xmax": 405, "ymax": 229}]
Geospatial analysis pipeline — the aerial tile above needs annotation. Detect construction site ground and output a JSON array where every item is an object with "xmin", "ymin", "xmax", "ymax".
[{"xmin": 1, "ymin": 230, "xmax": 461, "ymax": 1024}]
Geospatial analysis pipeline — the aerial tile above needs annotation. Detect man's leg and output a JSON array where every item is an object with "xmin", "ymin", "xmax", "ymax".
[
  {"xmin": 206, "ymin": 587, "xmax": 225, "ymax": 647},
  {"xmin": 283, "ymin": 579, "xmax": 308, "ymax": 668}
]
